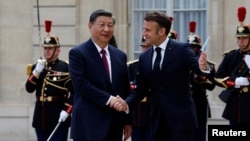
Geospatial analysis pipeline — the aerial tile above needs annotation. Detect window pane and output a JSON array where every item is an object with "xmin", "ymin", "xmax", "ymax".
[
  {"xmin": 173, "ymin": 11, "xmax": 207, "ymax": 43},
  {"xmin": 155, "ymin": 0, "xmax": 166, "ymax": 9},
  {"xmin": 174, "ymin": 0, "xmax": 206, "ymax": 9},
  {"xmin": 173, "ymin": 0, "xmax": 207, "ymax": 45},
  {"xmin": 133, "ymin": 12, "xmax": 147, "ymax": 54},
  {"xmin": 134, "ymin": 0, "xmax": 166, "ymax": 9}
]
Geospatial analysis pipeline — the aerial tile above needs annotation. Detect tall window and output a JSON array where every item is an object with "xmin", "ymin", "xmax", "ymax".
[{"xmin": 130, "ymin": 0, "xmax": 207, "ymax": 59}]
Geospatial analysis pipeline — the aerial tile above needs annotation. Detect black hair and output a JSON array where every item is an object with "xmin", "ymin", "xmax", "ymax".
[
  {"xmin": 144, "ymin": 11, "xmax": 172, "ymax": 35},
  {"xmin": 89, "ymin": 9, "xmax": 113, "ymax": 24}
]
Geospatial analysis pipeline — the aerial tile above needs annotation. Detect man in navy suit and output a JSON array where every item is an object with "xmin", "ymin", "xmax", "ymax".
[
  {"xmin": 116, "ymin": 11, "xmax": 210, "ymax": 141},
  {"xmin": 68, "ymin": 9, "xmax": 132, "ymax": 141}
]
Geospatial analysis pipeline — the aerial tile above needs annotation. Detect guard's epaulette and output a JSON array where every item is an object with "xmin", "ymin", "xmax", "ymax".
[
  {"xmin": 127, "ymin": 59, "xmax": 139, "ymax": 65},
  {"xmin": 26, "ymin": 64, "xmax": 33, "ymax": 75},
  {"xmin": 223, "ymin": 49, "xmax": 237, "ymax": 56}
]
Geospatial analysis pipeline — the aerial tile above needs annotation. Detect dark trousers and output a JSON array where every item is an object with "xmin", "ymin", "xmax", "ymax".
[
  {"xmin": 103, "ymin": 112, "xmax": 123, "ymax": 141},
  {"xmin": 73, "ymin": 111, "xmax": 123, "ymax": 141},
  {"xmin": 193, "ymin": 109, "xmax": 208, "ymax": 141},
  {"xmin": 153, "ymin": 116, "xmax": 194, "ymax": 141},
  {"xmin": 193, "ymin": 126, "xmax": 206, "ymax": 141},
  {"xmin": 132, "ymin": 126, "xmax": 153, "ymax": 141},
  {"xmin": 35, "ymin": 127, "xmax": 68, "ymax": 141}
]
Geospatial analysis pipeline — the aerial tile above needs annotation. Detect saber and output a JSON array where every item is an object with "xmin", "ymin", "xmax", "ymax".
[
  {"xmin": 46, "ymin": 122, "xmax": 61, "ymax": 141},
  {"xmin": 36, "ymin": 0, "xmax": 43, "ymax": 59},
  {"xmin": 201, "ymin": 36, "xmax": 210, "ymax": 51}
]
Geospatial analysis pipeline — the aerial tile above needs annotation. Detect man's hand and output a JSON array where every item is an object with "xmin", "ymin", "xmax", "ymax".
[
  {"xmin": 123, "ymin": 125, "xmax": 132, "ymax": 141},
  {"xmin": 198, "ymin": 51, "xmax": 208, "ymax": 71},
  {"xmin": 109, "ymin": 95, "xmax": 128, "ymax": 112},
  {"xmin": 235, "ymin": 77, "xmax": 249, "ymax": 88},
  {"xmin": 58, "ymin": 110, "xmax": 69, "ymax": 122},
  {"xmin": 32, "ymin": 59, "xmax": 46, "ymax": 77},
  {"xmin": 244, "ymin": 54, "xmax": 250, "ymax": 69}
]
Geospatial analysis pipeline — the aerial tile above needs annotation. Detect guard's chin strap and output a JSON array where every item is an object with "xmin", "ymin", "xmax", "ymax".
[
  {"xmin": 247, "ymin": 37, "xmax": 250, "ymax": 51},
  {"xmin": 47, "ymin": 47, "xmax": 57, "ymax": 62},
  {"xmin": 240, "ymin": 37, "xmax": 250, "ymax": 53}
]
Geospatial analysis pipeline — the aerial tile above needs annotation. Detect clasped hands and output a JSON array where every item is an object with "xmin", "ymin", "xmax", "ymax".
[{"xmin": 109, "ymin": 95, "xmax": 128, "ymax": 112}]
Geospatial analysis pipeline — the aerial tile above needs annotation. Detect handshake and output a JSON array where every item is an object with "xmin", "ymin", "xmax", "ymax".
[{"xmin": 109, "ymin": 95, "xmax": 128, "ymax": 112}]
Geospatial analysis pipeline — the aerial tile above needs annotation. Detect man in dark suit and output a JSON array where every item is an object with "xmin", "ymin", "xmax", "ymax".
[
  {"xmin": 68, "ymin": 9, "xmax": 132, "ymax": 141},
  {"xmin": 116, "ymin": 11, "xmax": 210, "ymax": 141}
]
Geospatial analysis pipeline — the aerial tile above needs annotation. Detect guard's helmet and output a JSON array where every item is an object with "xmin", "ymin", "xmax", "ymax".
[
  {"xmin": 167, "ymin": 16, "xmax": 178, "ymax": 40},
  {"xmin": 43, "ymin": 20, "xmax": 60, "ymax": 48},
  {"xmin": 168, "ymin": 31, "xmax": 178, "ymax": 40},
  {"xmin": 187, "ymin": 21, "xmax": 201, "ymax": 48},
  {"xmin": 236, "ymin": 6, "xmax": 250, "ymax": 37}
]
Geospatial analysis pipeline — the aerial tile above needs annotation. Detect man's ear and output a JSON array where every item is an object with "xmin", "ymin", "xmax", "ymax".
[
  {"xmin": 57, "ymin": 47, "xmax": 61, "ymax": 53},
  {"xmin": 159, "ymin": 27, "xmax": 166, "ymax": 36},
  {"xmin": 88, "ymin": 22, "xmax": 92, "ymax": 30}
]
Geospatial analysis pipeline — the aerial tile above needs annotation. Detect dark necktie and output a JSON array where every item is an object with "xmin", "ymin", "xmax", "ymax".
[
  {"xmin": 153, "ymin": 47, "xmax": 162, "ymax": 73},
  {"xmin": 100, "ymin": 49, "xmax": 110, "ymax": 78}
]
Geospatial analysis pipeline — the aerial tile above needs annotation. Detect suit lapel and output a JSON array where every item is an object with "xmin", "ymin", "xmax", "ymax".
[
  {"xmin": 109, "ymin": 47, "xmax": 116, "ymax": 83},
  {"xmin": 162, "ymin": 39, "xmax": 175, "ymax": 71},
  {"xmin": 145, "ymin": 47, "xmax": 155, "ymax": 79},
  {"xmin": 87, "ymin": 39, "xmax": 111, "ymax": 84}
]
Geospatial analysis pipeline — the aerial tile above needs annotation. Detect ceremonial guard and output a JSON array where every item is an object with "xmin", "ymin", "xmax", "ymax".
[
  {"xmin": 187, "ymin": 21, "xmax": 216, "ymax": 141},
  {"xmin": 128, "ymin": 38, "xmax": 153, "ymax": 141},
  {"xmin": 25, "ymin": 20, "xmax": 74, "ymax": 141},
  {"xmin": 168, "ymin": 16, "xmax": 178, "ymax": 40},
  {"xmin": 215, "ymin": 7, "xmax": 250, "ymax": 126},
  {"xmin": 168, "ymin": 30, "xmax": 178, "ymax": 40}
]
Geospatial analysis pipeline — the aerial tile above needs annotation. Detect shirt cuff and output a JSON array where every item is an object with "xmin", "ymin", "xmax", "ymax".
[
  {"xmin": 200, "ymin": 65, "xmax": 211, "ymax": 74},
  {"xmin": 106, "ymin": 96, "xmax": 112, "ymax": 105},
  {"xmin": 125, "ymin": 105, "xmax": 129, "ymax": 114}
]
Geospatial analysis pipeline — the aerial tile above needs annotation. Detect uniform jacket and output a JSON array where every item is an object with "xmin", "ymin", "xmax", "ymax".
[
  {"xmin": 215, "ymin": 49, "xmax": 250, "ymax": 124},
  {"xmin": 25, "ymin": 59, "xmax": 74, "ymax": 130},
  {"xmin": 69, "ymin": 38, "xmax": 131, "ymax": 140},
  {"xmin": 190, "ymin": 51, "xmax": 216, "ymax": 125},
  {"xmin": 126, "ymin": 39, "xmax": 204, "ymax": 134}
]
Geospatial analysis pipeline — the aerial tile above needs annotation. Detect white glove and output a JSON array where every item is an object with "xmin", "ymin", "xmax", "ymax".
[
  {"xmin": 244, "ymin": 54, "xmax": 250, "ymax": 69},
  {"xmin": 235, "ymin": 77, "xmax": 249, "ymax": 88},
  {"xmin": 32, "ymin": 59, "xmax": 46, "ymax": 77},
  {"xmin": 58, "ymin": 110, "xmax": 69, "ymax": 122}
]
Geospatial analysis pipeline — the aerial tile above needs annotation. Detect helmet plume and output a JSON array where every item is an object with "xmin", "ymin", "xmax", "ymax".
[
  {"xmin": 189, "ymin": 21, "xmax": 196, "ymax": 34},
  {"xmin": 238, "ymin": 7, "xmax": 246, "ymax": 23},
  {"xmin": 45, "ymin": 20, "xmax": 52, "ymax": 33}
]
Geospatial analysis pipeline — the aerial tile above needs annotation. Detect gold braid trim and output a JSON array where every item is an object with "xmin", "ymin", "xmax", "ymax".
[
  {"xmin": 46, "ymin": 75, "xmax": 70, "ymax": 82},
  {"xmin": 46, "ymin": 73, "xmax": 70, "ymax": 76},
  {"xmin": 64, "ymin": 79, "xmax": 71, "ymax": 86},
  {"xmin": 214, "ymin": 76, "xmax": 230, "ymax": 88},
  {"xmin": 127, "ymin": 59, "xmax": 139, "ymax": 65},
  {"xmin": 44, "ymin": 79, "xmax": 69, "ymax": 91}
]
